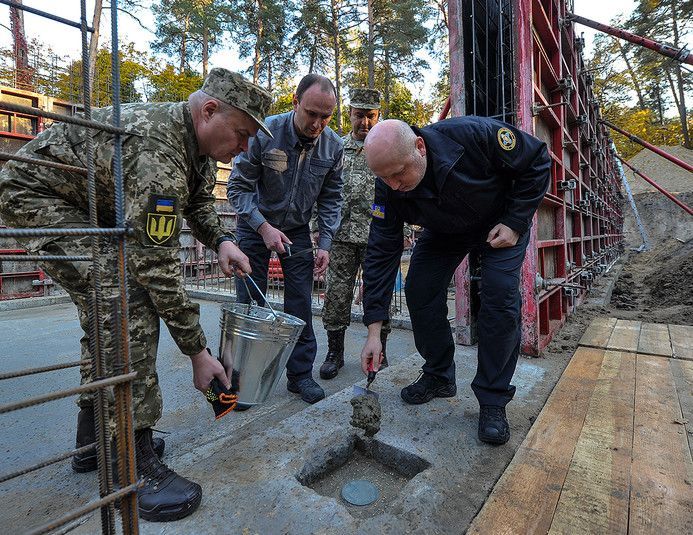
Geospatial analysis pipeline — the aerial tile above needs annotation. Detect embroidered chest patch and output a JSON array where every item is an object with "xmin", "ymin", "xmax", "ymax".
[{"xmin": 497, "ymin": 127, "xmax": 516, "ymax": 151}]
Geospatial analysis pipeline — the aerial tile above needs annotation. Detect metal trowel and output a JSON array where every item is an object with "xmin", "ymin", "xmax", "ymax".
[{"xmin": 352, "ymin": 359, "xmax": 380, "ymax": 399}]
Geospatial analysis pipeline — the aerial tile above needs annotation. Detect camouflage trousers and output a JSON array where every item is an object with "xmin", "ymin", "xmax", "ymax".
[
  {"xmin": 323, "ymin": 240, "xmax": 391, "ymax": 334},
  {"xmin": 0, "ymin": 181, "xmax": 163, "ymax": 431}
]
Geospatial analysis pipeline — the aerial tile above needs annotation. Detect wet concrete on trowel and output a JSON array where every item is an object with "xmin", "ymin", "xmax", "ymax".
[{"xmin": 350, "ymin": 393, "xmax": 382, "ymax": 437}]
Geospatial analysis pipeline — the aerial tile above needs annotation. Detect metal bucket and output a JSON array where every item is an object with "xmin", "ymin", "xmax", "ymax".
[{"xmin": 218, "ymin": 302, "xmax": 305, "ymax": 406}]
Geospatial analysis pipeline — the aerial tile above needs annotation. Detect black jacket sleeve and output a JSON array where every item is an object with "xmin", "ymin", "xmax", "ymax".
[
  {"xmin": 485, "ymin": 120, "xmax": 551, "ymax": 234},
  {"xmin": 362, "ymin": 179, "xmax": 404, "ymax": 326}
]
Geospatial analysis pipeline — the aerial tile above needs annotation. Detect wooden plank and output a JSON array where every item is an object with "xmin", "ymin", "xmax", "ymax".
[
  {"xmin": 468, "ymin": 347, "xmax": 605, "ymax": 535},
  {"xmin": 549, "ymin": 351, "xmax": 636, "ymax": 535},
  {"xmin": 669, "ymin": 324, "xmax": 693, "ymax": 361},
  {"xmin": 637, "ymin": 323, "xmax": 673, "ymax": 357},
  {"xmin": 579, "ymin": 317, "xmax": 618, "ymax": 349},
  {"xmin": 629, "ymin": 355, "xmax": 693, "ymax": 534},
  {"xmin": 607, "ymin": 319, "xmax": 641, "ymax": 353}
]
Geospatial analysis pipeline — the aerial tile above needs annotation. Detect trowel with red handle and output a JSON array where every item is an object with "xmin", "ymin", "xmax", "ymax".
[{"xmin": 352, "ymin": 357, "xmax": 380, "ymax": 399}]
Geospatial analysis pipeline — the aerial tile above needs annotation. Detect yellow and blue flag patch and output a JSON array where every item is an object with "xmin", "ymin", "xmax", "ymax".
[{"xmin": 146, "ymin": 194, "xmax": 178, "ymax": 245}]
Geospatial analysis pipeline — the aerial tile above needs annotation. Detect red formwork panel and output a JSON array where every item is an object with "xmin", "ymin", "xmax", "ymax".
[
  {"xmin": 453, "ymin": 0, "xmax": 623, "ymax": 356},
  {"xmin": 526, "ymin": 0, "xmax": 623, "ymax": 354}
]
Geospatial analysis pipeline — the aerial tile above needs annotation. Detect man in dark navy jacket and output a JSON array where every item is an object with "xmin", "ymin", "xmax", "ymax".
[{"xmin": 359, "ymin": 118, "xmax": 550, "ymax": 444}]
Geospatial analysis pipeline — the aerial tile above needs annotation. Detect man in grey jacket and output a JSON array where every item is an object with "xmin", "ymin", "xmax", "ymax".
[{"xmin": 228, "ymin": 74, "xmax": 344, "ymax": 404}]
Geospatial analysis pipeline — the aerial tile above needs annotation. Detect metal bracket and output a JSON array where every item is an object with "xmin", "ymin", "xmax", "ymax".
[
  {"xmin": 558, "ymin": 179, "xmax": 577, "ymax": 191},
  {"xmin": 532, "ymin": 101, "xmax": 568, "ymax": 116}
]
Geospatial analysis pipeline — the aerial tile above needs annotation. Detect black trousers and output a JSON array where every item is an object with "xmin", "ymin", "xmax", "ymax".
[
  {"xmin": 235, "ymin": 221, "xmax": 317, "ymax": 382},
  {"xmin": 405, "ymin": 228, "xmax": 531, "ymax": 407}
]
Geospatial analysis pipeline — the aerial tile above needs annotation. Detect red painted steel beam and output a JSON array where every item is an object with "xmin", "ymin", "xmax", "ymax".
[
  {"xmin": 617, "ymin": 155, "xmax": 693, "ymax": 216},
  {"xmin": 602, "ymin": 119, "xmax": 693, "ymax": 174},
  {"xmin": 567, "ymin": 13, "xmax": 693, "ymax": 65}
]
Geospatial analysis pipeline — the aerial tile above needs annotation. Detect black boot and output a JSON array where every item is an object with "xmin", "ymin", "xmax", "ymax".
[
  {"xmin": 379, "ymin": 331, "xmax": 389, "ymax": 369},
  {"xmin": 319, "ymin": 329, "xmax": 345, "ymax": 380},
  {"xmin": 135, "ymin": 428, "xmax": 202, "ymax": 522},
  {"xmin": 478, "ymin": 405, "xmax": 510, "ymax": 445},
  {"xmin": 72, "ymin": 407, "xmax": 165, "ymax": 473}
]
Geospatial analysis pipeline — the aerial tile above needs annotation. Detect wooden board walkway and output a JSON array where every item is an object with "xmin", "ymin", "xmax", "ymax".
[{"xmin": 468, "ymin": 318, "xmax": 693, "ymax": 535}]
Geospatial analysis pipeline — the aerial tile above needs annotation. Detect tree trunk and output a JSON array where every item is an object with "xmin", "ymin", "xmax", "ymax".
[
  {"xmin": 383, "ymin": 47, "xmax": 391, "ymax": 119},
  {"xmin": 88, "ymin": 0, "xmax": 103, "ymax": 88},
  {"xmin": 669, "ymin": 0, "xmax": 691, "ymax": 147},
  {"xmin": 253, "ymin": 0, "xmax": 263, "ymax": 84},
  {"xmin": 330, "ymin": 0, "xmax": 342, "ymax": 134},
  {"xmin": 180, "ymin": 16, "xmax": 189, "ymax": 75},
  {"xmin": 367, "ymin": 0, "xmax": 375, "ymax": 88},
  {"xmin": 615, "ymin": 40, "xmax": 646, "ymax": 110},
  {"xmin": 202, "ymin": 27, "xmax": 209, "ymax": 78},
  {"xmin": 267, "ymin": 54, "xmax": 273, "ymax": 92}
]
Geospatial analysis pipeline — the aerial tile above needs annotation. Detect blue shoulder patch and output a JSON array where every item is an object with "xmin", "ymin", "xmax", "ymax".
[{"xmin": 371, "ymin": 203, "xmax": 385, "ymax": 219}]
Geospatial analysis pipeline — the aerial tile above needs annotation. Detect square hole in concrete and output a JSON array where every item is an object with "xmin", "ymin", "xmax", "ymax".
[{"xmin": 296, "ymin": 434, "xmax": 430, "ymax": 518}]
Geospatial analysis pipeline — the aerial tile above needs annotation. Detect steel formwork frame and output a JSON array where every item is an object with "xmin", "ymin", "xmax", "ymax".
[
  {"xmin": 450, "ymin": 0, "xmax": 624, "ymax": 356},
  {"xmin": 0, "ymin": 1, "xmax": 139, "ymax": 534}
]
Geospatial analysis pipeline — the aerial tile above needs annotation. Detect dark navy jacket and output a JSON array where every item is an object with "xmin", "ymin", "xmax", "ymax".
[{"xmin": 362, "ymin": 116, "xmax": 551, "ymax": 326}]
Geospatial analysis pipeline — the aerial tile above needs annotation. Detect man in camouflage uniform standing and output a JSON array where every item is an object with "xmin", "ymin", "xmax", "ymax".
[
  {"xmin": 319, "ymin": 88, "xmax": 392, "ymax": 380},
  {"xmin": 0, "ymin": 68, "xmax": 271, "ymax": 522}
]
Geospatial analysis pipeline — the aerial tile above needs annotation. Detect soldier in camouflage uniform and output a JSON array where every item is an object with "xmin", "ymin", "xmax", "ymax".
[
  {"xmin": 0, "ymin": 68, "xmax": 271, "ymax": 522},
  {"xmin": 319, "ymin": 88, "xmax": 393, "ymax": 380}
]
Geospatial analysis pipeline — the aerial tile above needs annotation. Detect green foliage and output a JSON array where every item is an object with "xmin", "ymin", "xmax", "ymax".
[
  {"xmin": 146, "ymin": 64, "xmax": 203, "ymax": 102},
  {"xmin": 603, "ymin": 105, "xmax": 683, "ymax": 159}
]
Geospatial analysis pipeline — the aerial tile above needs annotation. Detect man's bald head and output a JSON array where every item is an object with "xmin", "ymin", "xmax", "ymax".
[{"xmin": 364, "ymin": 119, "xmax": 427, "ymax": 192}]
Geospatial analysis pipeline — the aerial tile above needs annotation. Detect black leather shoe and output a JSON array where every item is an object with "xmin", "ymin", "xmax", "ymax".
[
  {"xmin": 135, "ymin": 428, "xmax": 202, "ymax": 522},
  {"xmin": 400, "ymin": 372, "xmax": 456, "ymax": 404},
  {"xmin": 72, "ymin": 407, "xmax": 164, "ymax": 473},
  {"xmin": 287, "ymin": 377, "xmax": 326, "ymax": 404},
  {"xmin": 478, "ymin": 405, "xmax": 510, "ymax": 445},
  {"xmin": 319, "ymin": 329, "xmax": 345, "ymax": 380}
]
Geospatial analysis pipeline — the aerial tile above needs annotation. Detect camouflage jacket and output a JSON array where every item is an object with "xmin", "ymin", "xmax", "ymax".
[
  {"xmin": 333, "ymin": 134, "xmax": 375, "ymax": 244},
  {"xmin": 0, "ymin": 102, "xmax": 229, "ymax": 356}
]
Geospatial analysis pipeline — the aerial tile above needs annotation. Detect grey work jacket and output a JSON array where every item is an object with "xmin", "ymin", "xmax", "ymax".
[{"xmin": 228, "ymin": 111, "xmax": 344, "ymax": 251}]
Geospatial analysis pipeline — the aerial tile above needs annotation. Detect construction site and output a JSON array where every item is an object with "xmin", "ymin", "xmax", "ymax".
[{"xmin": 0, "ymin": 0, "xmax": 691, "ymax": 534}]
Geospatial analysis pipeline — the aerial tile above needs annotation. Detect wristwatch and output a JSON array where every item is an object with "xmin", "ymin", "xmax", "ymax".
[{"xmin": 215, "ymin": 235, "xmax": 236, "ymax": 252}]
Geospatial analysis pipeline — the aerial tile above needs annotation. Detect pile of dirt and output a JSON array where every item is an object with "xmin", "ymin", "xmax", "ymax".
[
  {"xmin": 610, "ymin": 238, "xmax": 693, "ymax": 325},
  {"xmin": 623, "ymin": 191, "xmax": 693, "ymax": 245},
  {"xmin": 625, "ymin": 145, "xmax": 693, "ymax": 195}
]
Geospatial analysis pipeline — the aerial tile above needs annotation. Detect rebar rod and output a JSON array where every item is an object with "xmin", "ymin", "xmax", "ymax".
[
  {"xmin": 0, "ymin": 254, "xmax": 91, "ymax": 261},
  {"xmin": 109, "ymin": 2, "xmax": 139, "ymax": 532},
  {"xmin": 0, "ymin": 0, "xmax": 94, "ymax": 32},
  {"xmin": 0, "ymin": 228, "xmax": 128, "ymax": 237},
  {"xmin": 25, "ymin": 483, "xmax": 142, "ymax": 535},
  {"xmin": 0, "ymin": 101, "xmax": 125, "ymax": 134},
  {"xmin": 0, "ymin": 372, "xmax": 137, "ymax": 413},
  {"xmin": 0, "ymin": 152, "xmax": 87, "ymax": 175},
  {"xmin": 0, "ymin": 359, "xmax": 89, "ymax": 380},
  {"xmin": 0, "ymin": 443, "xmax": 96, "ymax": 483}
]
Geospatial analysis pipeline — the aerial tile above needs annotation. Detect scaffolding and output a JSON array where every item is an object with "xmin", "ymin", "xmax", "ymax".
[{"xmin": 0, "ymin": 0, "xmax": 139, "ymax": 533}]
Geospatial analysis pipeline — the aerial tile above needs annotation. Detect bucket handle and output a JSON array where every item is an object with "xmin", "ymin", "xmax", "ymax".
[{"xmin": 241, "ymin": 274, "xmax": 280, "ymax": 320}]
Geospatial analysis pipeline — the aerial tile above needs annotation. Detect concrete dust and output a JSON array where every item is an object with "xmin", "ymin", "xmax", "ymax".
[{"xmin": 350, "ymin": 394, "xmax": 382, "ymax": 437}]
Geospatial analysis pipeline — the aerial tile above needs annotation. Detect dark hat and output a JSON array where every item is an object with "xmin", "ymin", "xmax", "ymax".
[
  {"xmin": 349, "ymin": 88, "xmax": 381, "ymax": 110},
  {"xmin": 201, "ymin": 68, "xmax": 274, "ymax": 138}
]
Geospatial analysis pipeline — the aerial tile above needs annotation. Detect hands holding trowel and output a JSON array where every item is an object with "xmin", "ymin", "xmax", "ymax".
[{"xmin": 360, "ymin": 321, "xmax": 387, "ymax": 375}]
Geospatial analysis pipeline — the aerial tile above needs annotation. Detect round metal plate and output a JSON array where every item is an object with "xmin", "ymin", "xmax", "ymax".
[{"xmin": 341, "ymin": 479, "xmax": 379, "ymax": 506}]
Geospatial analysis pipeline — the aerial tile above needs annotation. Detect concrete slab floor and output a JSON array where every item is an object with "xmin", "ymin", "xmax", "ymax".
[{"xmin": 0, "ymin": 300, "xmax": 572, "ymax": 534}]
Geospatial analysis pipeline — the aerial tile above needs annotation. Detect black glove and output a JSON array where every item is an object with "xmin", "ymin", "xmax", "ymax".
[{"xmin": 204, "ymin": 377, "xmax": 238, "ymax": 420}]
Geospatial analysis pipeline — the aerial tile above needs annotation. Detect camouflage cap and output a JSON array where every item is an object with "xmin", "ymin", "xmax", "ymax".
[
  {"xmin": 201, "ymin": 68, "xmax": 274, "ymax": 138},
  {"xmin": 349, "ymin": 88, "xmax": 381, "ymax": 110}
]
